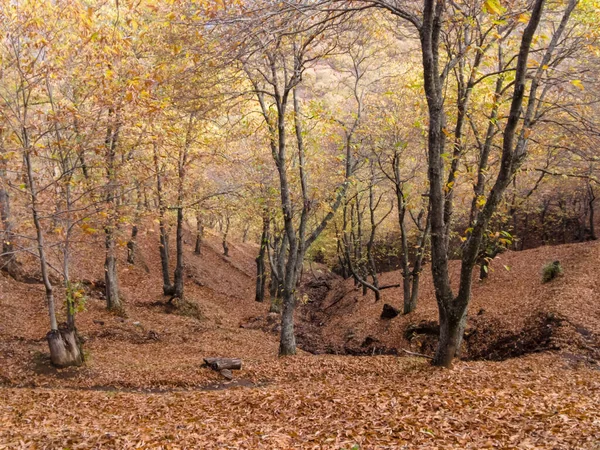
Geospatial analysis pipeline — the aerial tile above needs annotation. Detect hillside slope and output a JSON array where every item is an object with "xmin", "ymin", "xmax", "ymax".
[
  {"xmin": 1, "ymin": 229, "xmax": 600, "ymax": 448},
  {"xmin": 0, "ymin": 225, "xmax": 280, "ymax": 389},
  {"xmin": 302, "ymin": 241, "xmax": 600, "ymax": 361}
]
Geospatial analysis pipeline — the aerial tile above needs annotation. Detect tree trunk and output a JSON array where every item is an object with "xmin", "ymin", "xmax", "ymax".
[
  {"xmin": 172, "ymin": 206, "xmax": 184, "ymax": 300},
  {"xmin": 24, "ymin": 145, "xmax": 83, "ymax": 367},
  {"xmin": 279, "ymin": 289, "xmax": 296, "ymax": 355},
  {"xmin": 397, "ymin": 190, "xmax": 414, "ymax": 313},
  {"xmin": 127, "ymin": 225, "xmax": 138, "ymax": 265},
  {"xmin": 255, "ymin": 214, "xmax": 269, "ymax": 302},
  {"xmin": 62, "ymin": 175, "xmax": 76, "ymax": 329},
  {"xmin": 104, "ymin": 226, "xmax": 122, "ymax": 311},
  {"xmin": 269, "ymin": 279, "xmax": 282, "ymax": 313},
  {"xmin": 159, "ymin": 218, "xmax": 173, "ymax": 295},
  {"xmin": 268, "ymin": 231, "xmax": 286, "ymax": 313},
  {"xmin": 222, "ymin": 216, "xmax": 230, "ymax": 256},
  {"xmin": 408, "ymin": 273, "xmax": 420, "ymax": 312},
  {"xmin": 588, "ymin": 183, "xmax": 597, "ymax": 240},
  {"xmin": 0, "ymin": 139, "xmax": 19, "ymax": 278},
  {"xmin": 405, "ymin": 213, "xmax": 429, "ymax": 314},
  {"xmin": 171, "ymin": 112, "xmax": 193, "ymax": 301},
  {"xmin": 126, "ymin": 184, "xmax": 146, "ymax": 270},
  {"xmin": 194, "ymin": 210, "xmax": 203, "ymax": 254},
  {"xmin": 104, "ymin": 110, "xmax": 122, "ymax": 311},
  {"xmin": 479, "ymin": 262, "xmax": 489, "ymax": 280},
  {"xmin": 428, "ymin": 0, "xmax": 549, "ymax": 367},
  {"xmin": 433, "ymin": 307, "xmax": 467, "ymax": 367},
  {"xmin": 152, "ymin": 141, "xmax": 173, "ymax": 295},
  {"xmin": 47, "ymin": 324, "xmax": 84, "ymax": 368},
  {"xmin": 0, "ymin": 181, "xmax": 18, "ymax": 276},
  {"xmin": 402, "ymin": 275, "xmax": 414, "ymax": 314},
  {"xmin": 365, "ymin": 178, "xmax": 382, "ymax": 300}
]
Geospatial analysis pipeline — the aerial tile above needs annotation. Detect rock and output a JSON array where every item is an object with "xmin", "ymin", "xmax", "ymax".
[{"xmin": 381, "ymin": 304, "xmax": 400, "ymax": 319}]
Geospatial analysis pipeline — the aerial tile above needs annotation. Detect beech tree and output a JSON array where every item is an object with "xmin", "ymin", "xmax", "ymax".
[
  {"xmin": 297, "ymin": 0, "xmax": 583, "ymax": 365},
  {"xmin": 237, "ymin": 5, "xmax": 358, "ymax": 355},
  {"xmin": 386, "ymin": 0, "xmax": 577, "ymax": 366},
  {"xmin": 0, "ymin": 0, "xmax": 89, "ymax": 366}
]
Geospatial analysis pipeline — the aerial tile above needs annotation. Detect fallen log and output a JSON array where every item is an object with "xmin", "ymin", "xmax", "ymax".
[{"xmin": 203, "ymin": 357, "xmax": 242, "ymax": 371}]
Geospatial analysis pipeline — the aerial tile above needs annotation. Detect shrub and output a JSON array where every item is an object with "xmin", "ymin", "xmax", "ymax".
[{"xmin": 542, "ymin": 260, "xmax": 563, "ymax": 283}]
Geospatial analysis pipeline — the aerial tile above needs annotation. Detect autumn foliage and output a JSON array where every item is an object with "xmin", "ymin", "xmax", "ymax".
[{"xmin": 1, "ymin": 0, "xmax": 600, "ymax": 447}]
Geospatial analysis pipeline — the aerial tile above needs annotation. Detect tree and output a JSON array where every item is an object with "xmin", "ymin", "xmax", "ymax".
[
  {"xmin": 0, "ymin": 0, "xmax": 89, "ymax": 365},
  {"xmin": 237, "ymin": 5, "xmax": 357, "ymax": 355},
  {"xmin": 312, "ymin": 0, "xmax": 580, "ymax": 365}
]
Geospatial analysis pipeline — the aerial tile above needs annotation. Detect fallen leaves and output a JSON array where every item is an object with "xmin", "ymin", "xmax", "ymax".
[
  {"xmin": 0, "ymin": 355, "xmax": 599, "ymax": 449},
  {"xmin": 1, "ymin": 232, "xmax": 600, "ymax": 448}
]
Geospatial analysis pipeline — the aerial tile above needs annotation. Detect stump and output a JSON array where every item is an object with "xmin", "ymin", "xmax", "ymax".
[{"xmin": 47, "ymin": 324, "xmax": 84, "ymax": 367}]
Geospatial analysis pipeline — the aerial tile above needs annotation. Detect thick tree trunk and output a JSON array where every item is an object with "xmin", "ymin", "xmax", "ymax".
[
  {"xmin": 433, "ymin": 306, "xmax": 467, "ymax": 367},
  {"xmin": 278, "ymin": 289, "xmax": 296, "ymax": 355},
  {"xmin": 47, "ymin": 324, "xmax": 84, "ymax": 368}
]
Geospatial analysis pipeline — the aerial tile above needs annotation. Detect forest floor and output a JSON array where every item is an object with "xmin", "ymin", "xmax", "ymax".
[{"xmin": 1, "ymin": 226, "xmax": 600, "ymax": 448}]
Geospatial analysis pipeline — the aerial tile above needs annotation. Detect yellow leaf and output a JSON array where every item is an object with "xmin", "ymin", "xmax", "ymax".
[
  {"xmin": 571, "ymin": 79, "xmax": 585, "ymax": 90},
  {"xmin": 483, "ymin": 0, "xmax": 506, "ymax": 15}
]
